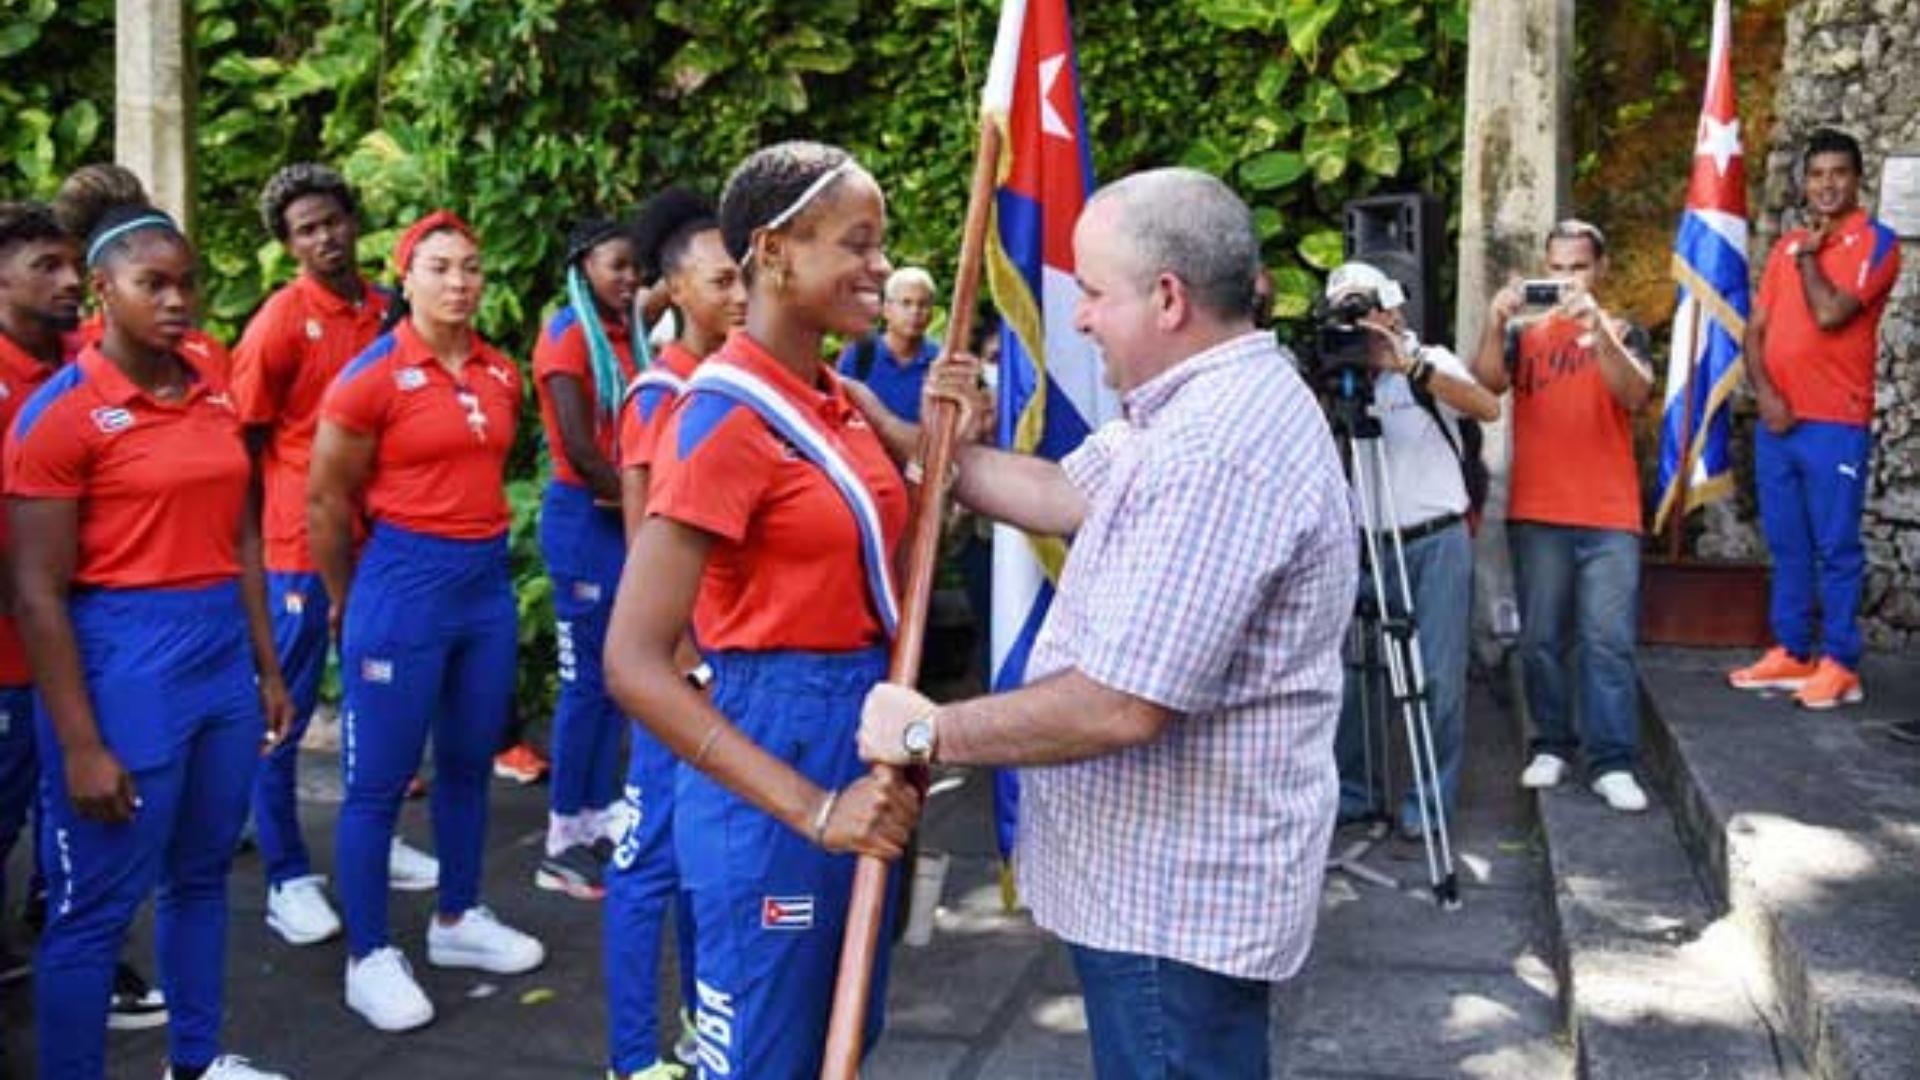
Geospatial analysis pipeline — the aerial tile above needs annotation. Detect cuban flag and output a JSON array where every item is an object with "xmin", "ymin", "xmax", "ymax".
[
  {"xmin": 980, "ymin": 0, "xmax": 1116, "ymax": 871},
  {"xmin": 1654, "ymin": 0, "xmax": 1748, "ymax": 534}
]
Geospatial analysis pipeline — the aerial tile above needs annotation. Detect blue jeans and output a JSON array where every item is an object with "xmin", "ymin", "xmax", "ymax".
[
  {"xmin": 1335, "ymin": 520, "xmax": 1472, "ymax": 832},
  {"xmin": 1756, "ymin": 421, "xmax": 1870, "ymax": 668},
  {"xmin": 1068, "ymin": 944, "xmax": 1272, "ymax": 1080},
  {"xmin": 1509, "ymin": 523, "xmax": 1640, "ymax": 776}
]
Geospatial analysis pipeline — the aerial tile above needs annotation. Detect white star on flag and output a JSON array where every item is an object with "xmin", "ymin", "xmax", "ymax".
[
  {"xmin": 1039, "ymin": 54, "xmax": 1071, "ymax": 140},
  {"xmin": 1696, "ymin": 115, "xmax": 1741, "ymax": 177}
]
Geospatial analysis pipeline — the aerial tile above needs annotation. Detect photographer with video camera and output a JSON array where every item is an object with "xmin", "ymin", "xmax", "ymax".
[
  {"xmin": 1324, "ymin": 263, "xmax": 1499, "ymax": 845},
  {"xmin": 1469, "ymin": 219, "xmax": 1655, "ymax": 815}
]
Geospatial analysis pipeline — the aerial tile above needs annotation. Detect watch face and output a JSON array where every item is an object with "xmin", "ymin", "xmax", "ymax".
[{"xmin": 904, "ymin": 720, "xmax": 933, "ymax": 756}]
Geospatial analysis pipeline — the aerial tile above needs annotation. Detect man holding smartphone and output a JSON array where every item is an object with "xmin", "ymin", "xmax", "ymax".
[
  {"xmin": 1730, "ymin": 128, "xmax": 1901, "ymax": 709},
  {"xmin": 1470, "ymin": 219, "xmax": 1656, "ymax": 814}
]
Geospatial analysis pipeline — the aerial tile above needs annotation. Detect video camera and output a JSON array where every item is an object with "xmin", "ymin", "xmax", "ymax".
[{"xmin": 1300, "ymin": 289, "xmax": 1380, "ymax": 402}]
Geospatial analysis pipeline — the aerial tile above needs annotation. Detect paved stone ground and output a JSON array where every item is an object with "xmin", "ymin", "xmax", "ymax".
[{"xmin": 2, "ymin": 678, "xmax": 1568, "ymax": 1079}]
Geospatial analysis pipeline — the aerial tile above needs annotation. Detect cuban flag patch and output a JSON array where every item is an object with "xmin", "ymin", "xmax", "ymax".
[
  {"xmin": 761, "ymin": 895, "xmax": 814, "ymax": 931},
  {"xmin": 90, "ymin": 406, "xmax": 135, "ymax": 434}
]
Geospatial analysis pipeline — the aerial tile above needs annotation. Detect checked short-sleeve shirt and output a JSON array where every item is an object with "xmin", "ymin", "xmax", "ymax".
[{"xmin": 1016, "ymin": 331, "xmax": 1357, "ymax": 982}]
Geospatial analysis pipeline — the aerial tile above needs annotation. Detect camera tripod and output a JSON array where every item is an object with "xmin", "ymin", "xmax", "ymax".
[{"xmin": 1321, "ymin": 371, "xmax": 1462, "ymax": 911}]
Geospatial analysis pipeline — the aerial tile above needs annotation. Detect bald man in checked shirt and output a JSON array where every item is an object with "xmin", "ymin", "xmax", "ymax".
[{"xmin": 859, "ymin": 168, "xmax": 1356, "ymax": 1079}]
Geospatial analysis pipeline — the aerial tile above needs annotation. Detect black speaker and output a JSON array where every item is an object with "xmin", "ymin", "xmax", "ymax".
[{"xmin": 1343, "ymin": 193, "xmax": 1444, "ymax": 345}]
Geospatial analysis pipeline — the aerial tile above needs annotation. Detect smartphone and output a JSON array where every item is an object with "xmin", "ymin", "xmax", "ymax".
[{"xmin": 1521, "ymin": 279, "xmax": 1568, "ymax": 308}]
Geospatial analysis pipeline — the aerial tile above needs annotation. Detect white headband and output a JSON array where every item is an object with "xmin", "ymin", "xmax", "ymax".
[{"xmin": 743, "ymin": 159, "xmax": 859, "ymax": 268}]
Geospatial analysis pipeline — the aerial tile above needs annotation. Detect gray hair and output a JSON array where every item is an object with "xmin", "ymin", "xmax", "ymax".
[
  {"xmin": 885, "ymin": 266, "xmax": 935, "ymax": 301},
  {"xmin": 1088, "ymin": 168, "xmax": 1261, "ymax": 321}
]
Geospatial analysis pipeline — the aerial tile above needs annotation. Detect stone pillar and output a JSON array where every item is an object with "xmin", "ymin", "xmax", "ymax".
[
  {"xmin": 115, "ymin": 0, "xmax": 193, "ymax": 231},
  {"xmin": 1455, "ymin": 0, "xmax": 1576, "ymax": 666}
]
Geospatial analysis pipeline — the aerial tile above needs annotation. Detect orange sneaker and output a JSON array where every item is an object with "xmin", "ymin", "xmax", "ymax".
[
  {"xmin": 1793, "ymin": 659, "xmax": 1863, "ymax": 710},
  {"xmin": 492, "ymin": 742, "xmax": 549, "ymax": 785},
  {"xmin": 1727, "ymin": 646, "xmax": 1818, "ymax": 691}
]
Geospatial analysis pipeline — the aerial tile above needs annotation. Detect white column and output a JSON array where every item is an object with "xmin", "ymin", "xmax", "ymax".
[
  {"xmin": 1455, "ymin": 0, "xmax": 1575, "ymax": 665},
  {"xmin": 115, "ymin": 0, "xmax": 193, "ymax": 232}
]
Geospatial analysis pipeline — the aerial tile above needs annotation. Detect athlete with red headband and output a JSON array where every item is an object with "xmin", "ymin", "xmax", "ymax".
[
  {"xmin": 604, "ymin": 141, "xmax": 921, "ymax": 1079},
  {"xmin": 310, "ymin": 211, "xmax": 543, "ymax": 1033}
]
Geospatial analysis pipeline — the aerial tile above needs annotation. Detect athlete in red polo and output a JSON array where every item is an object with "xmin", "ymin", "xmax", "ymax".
[
  {"xmin": 10, "ymin": 204, "xmax": 294, "ymax": 1080},
  {"xmin": 310, "ymin": 211, "xmax": 543, "ymax": 1034},
  {"xmin": 601, "ymin": 186, "xmax": 745, "ymax": 1080},
  {"xmin": 604, "ymin": 142, "xmax": 920, "ymax": 1080}
]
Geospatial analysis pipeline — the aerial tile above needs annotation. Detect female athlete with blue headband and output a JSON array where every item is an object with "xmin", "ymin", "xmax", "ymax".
[
  {"xmin": 604, "ymin": 140, "xmax": 921, "ymax": 1079},
  {"xmin": 531, "ymin": 216, "xmax": 644, "ymax": 900},
  {"xmin": 8, "ymin": 203, "xmax": 296, "ymax": 1080}
]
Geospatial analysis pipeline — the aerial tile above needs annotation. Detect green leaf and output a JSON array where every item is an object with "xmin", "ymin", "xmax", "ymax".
[
  {"xmin": 1192, "ymin": 0, "xmax": 1285, "ymax": 33},
  {"xmin": 1240, "ymin": 150, "xmax": 1309, "ymax": 191},
  {"xmin": 54, "ymin": 100, "xmax": 101, "ymax": 155},
  {"xmin": 1299, "ymin": 80, "xmax": 1348, "ymax": 125},
  {"xmin": 1331, "ymin": 43, "xmax": 1399, "ymax": 94},
  {"xmin": 1282, "ymin": 0, "xmax": 1343, "ymax": 65},
  {"xmin": 1252, "ymin": 206, "xmax": 1285, "ymax": 240},
  {"xmin": 0, "ymin": 20, "xmax": 42, "ymax": 58},
  {"xmin": 1254, "ymin": 57, "xmax": 1295, "ymax": 104},
  {"xmin": 1271, "ymin": 264, "xmax": 1319, "ymax": 320},
  {"xmin": 1297, "ymin": 228, "xmax": 1345, "ymax": 270},
  {"xmin": 1181, "ymin": 136, "xmax": 1238, "ymax": 177},
  {"xmin": 1303, "ymin": 123, "xmax": 1351, "ymax": 183},
  {"xmin": 1353, "ymin": 126, "xmax": 1402, "ymax": 176},
  {"xmin": 207, "ymin": 53, "xmax": 284, "ymax": 84}
]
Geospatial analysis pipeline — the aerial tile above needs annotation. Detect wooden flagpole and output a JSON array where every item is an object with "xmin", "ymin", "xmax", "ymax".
[
  {"xmin": 819, "ymin": 115, "xmax": 1005, "ymax": 1080},
  {"xmin": 1665, "ymin": 303, "xmax": 1704, "ymax": 560}
]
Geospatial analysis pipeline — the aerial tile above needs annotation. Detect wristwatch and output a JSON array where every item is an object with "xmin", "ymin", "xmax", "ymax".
[{"xmin": 902, "ymin": 710, "xmax": 938, "ymax": 764}]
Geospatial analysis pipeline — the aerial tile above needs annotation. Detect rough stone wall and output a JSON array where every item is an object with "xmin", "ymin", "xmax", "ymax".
[{"xmin": 1710, "ymin": 0, "xmax": 1920, "ymax": 651}]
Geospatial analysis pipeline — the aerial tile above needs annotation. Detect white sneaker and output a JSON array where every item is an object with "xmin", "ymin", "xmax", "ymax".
[
  {"xmin": 345, "ymin": 946, "xmax": 434, "ymax": 1032},
  {"xmin": 163, "ymin": 1054, "xmax": 290, "ymax": 1079},
  {"xmin": 1519, "ymin": 753, "xmax": 1569, "ymax": 789},
  {"xmin": 266, "ymin": 875, "xmax": 341, "ymax": 946},
  {"xmin": 1591, "ymin": 771, "xmax": 1649, "ymax": 813},
  {"xmin": 427, "ymin": 905, "xmax": 545, "ymax": 974},
  {"xmin": 389, "ymin": 839, "xmax": 439, "ymax": 892}
]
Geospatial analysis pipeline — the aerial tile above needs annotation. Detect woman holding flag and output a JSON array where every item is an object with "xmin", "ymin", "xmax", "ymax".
[
  {"xmin": 603, "ymin": 141, "xmax": 921, "ymax": 1079},
  {"xmin": 600, "ymin": 185, "xmax": 745, "ymax": 1080},
  {"xmin": 531, "ymin": 217, "xmax": 644, "ymax": 899}
]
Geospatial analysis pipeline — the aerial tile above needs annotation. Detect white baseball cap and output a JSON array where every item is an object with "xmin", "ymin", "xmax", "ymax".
[{"xmin": 1325, "ymin": 261, "xmax": 1407, "ymax": 310}]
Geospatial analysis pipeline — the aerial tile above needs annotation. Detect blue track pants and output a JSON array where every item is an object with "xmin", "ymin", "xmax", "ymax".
[
  {"xmin": 678, "ymin": 647, "xmax": 897, "ymax": 1080},
  {"xmin": 1756, "ymin": 421, "xmax": 1871, "ymax": 669},
  {"xmin": 250, "ymin": 570, "xmax": 330, "ymax": 886},
  {"xmin": 337, "ymin": 525, "xmax": 516, "ymax": 958},
  {"xmin": 34, "ymin": 583, "xmax": 263, "ymax": 1079},
  {"xmin": 604, "ymin": 720, "xmax": 697, "ymax": 1072},
  {"xmin": 539, "ymin": 480, "xmax": 627, "ymax": 820}
]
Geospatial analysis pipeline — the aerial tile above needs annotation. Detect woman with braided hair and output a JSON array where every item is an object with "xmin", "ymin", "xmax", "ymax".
[
  {"xmin": 530, "ymin": 216, "xmax": 644, "ymax": 900},
  {"xmin": 604, "ymin": 141, "xmax": 921, "ymax": 1079}
]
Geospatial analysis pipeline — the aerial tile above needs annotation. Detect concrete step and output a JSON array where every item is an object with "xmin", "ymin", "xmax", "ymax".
[
  {"xmin": 1513, "ymin": 664, "xmax": 1812, "ymax": 1078},
  {"xmin": 1637, "ymin": 649, "xmax": 1920, "ymax": 1080}
]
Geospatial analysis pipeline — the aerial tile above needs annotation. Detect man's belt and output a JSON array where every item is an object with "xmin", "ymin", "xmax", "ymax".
[{"xmin": 1378, "ymin": 511, "xmax": 1464, "ymax": 545}]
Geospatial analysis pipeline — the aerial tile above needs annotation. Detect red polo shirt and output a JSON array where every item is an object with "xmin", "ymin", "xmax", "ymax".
[
  {"xmin": 231, "ymin": 274, "xmax": 390, "ymax": 570},
  {"xmin": 617, "ymin": 341, "xmax": 701, "ymax": 472},
  {"xmin": 5, "ymin": 345, "xmax": 248, "ymax": 589},
  {"xmin": 73, "ymin": 312, "xmax": 230, "ymax": 383},
  {"xmin": 0, "ymin": 333, "xmax": 68, "ymax": 684},
  {"xmin": 1758, "ymin": 208, "xmax": 1901, "ymax": 427},
  {"xmin": 648, "ymin": 332, "xmax": 908, "ymax": 652},
  {"xmin": 533, "ymin": 306, "xmax": 637, "ymax": 489},
  {"xmin": 1507, "ymin": 315, "xmax": 1647, "ymax": 534},
  {"xmin": 321, "ymin": 321, "xmax": 521, "ymax": 540}
]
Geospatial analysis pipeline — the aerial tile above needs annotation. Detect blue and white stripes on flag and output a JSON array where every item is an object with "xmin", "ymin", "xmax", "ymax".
[
  {"xmin": 1654, "ymin": 0, "xmax": 1748, "ymax": 533},
  {"xmin": 980, "ymin": 0, "xmax": 1116, "ymax": 865}
]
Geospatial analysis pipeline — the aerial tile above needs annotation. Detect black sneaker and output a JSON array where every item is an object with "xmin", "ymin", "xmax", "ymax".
[
  {"xmin": 0, "ymin": 944, "xmax": 29, "ymax": 986},
  {"xmin": 533, "ymin": 844, "xmax": 606, "ymax": 900},
  {"xmin": 590, "ymin": 836, "xmax": 615, "ymax": 864},
  {"xmin": 1888, "ymin": 719, "xmax": 1920, "ymax": 746},
  {"xmin": 108, "ymin": 961, "xmax": 168, "ymax": 1030}
]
